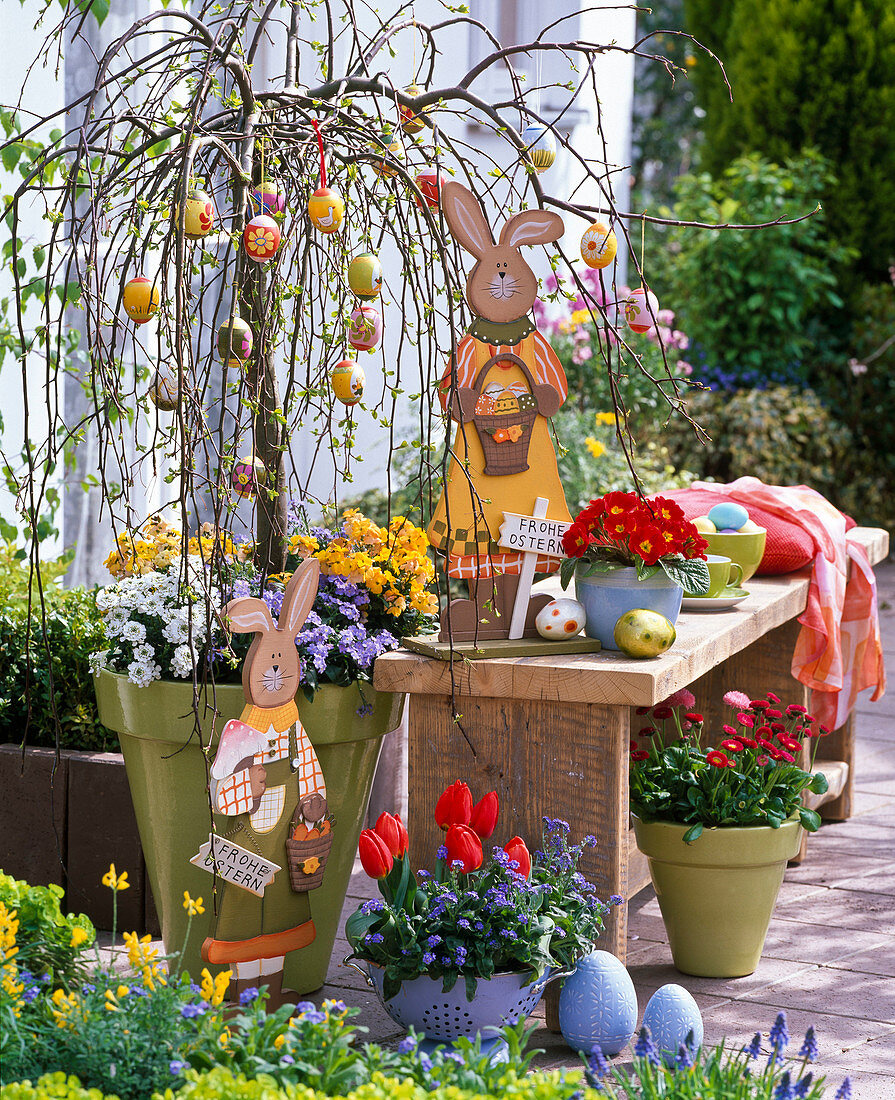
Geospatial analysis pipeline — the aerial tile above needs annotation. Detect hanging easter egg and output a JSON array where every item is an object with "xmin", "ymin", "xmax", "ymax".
[
  {"xmin": 122, "ymin": 277, "xmax": 160, "ymax": 324},
  {"xmin": 181, "ymin": 188, "xmax": 215, "ymax": 240},
  {"xmin": 641, "ymin": 984, "xmax": 703, "ymax": 1063},
  {"xmin": 243, "ymin": 214, "xmax": 281, "ymax": 262},
  {"xmin": 373, "ymin": 130, "xmax": 405, "ymax": 179},
  {"xmin": 231, "ymin": 454, "xmax": 267, "ymax": 501},
  {"xmin": 330, "ymin": 358, "xmax": 365, "ymax": 406},
  {"xmin": 307, "ymin": 186, "xmax": 345, "ymax": 234},
  {"xmin": 217, "ymin": 315, "xmax": 253, "ymax": 369},
  {"xmin": 707, "ymin": 502, "xmax": 750, "ymax": 532},
  {"xmin": 347, "ymin": 252, "xmax": 382, "ymax": 300},
  {"xmin": 399, "ymin": 82, "xmax": 429, "ymax": 134},
  {"xmin": 580, "ymin": 220, "xmax": 618, "ymax": 270},
  {"xmin": 148, "ymin": 372, "xmax": 181, "ymax": 412},
  {"xmin": 535, "ymin": 598, "xmax": 587, "ymax": 640},
  {"xmin": 249, "ymin": 179, "xmax": 286, "ymax": 219},
  {"xmin": 521, "ymin": 124, "xmax": 557, "ymax": 173},
  {"xmin": 558, "ymin": 950, "xmax": 639, "ymax": 1056},
  {"xmin": 624, "ymin": 287, "xmax": 660, "ymax": 334},
  {"xmin": 347, "ymin": 305, "xmax": 382, "ymax": 352},
  {"xmin": 414, "ymin": 166, "xmax": 443, "ymax": 211}
]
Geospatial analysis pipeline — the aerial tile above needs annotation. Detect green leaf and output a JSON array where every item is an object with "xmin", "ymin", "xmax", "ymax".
[
  {"xmin": 1, "ymin": 142, "xmax": 22, "ymax": 173},
  {"xmin": 799, "ymin": 807, "xmax": 822, "ymax": 832},
  {"xmin": 660, "ymin": 555, "xmax": 710, "ymax": 594},
  {"xmin": 559, "ymin": 556, "xmax": 577, "ymax": 590},
  {"xmin": 682, "ymin": 822, "xmax": 704, "ymax": 844}
]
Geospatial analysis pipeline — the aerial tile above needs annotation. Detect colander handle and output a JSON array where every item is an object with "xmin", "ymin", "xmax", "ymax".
[
  {"xmin": 542, "ymin": 964, "xmax": 577, "ymax": 987},
  {"xmin": 342, "ymin": 956, "xmax": 377, "ymax": 989}
]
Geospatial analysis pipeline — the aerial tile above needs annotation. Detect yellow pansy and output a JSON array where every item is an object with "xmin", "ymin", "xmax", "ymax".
[{"xmin": 274, "ymin": 1033, "xmax": 287, "ymax": 1050}]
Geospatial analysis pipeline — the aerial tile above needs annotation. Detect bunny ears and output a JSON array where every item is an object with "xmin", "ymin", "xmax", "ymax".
[
  {"xmin": 441, "ymin": 181, "xmax": 564, "ymax": 258},
  {"xmin": 225, "ymin": 557, "xmax": 320, "ymax": 638}
]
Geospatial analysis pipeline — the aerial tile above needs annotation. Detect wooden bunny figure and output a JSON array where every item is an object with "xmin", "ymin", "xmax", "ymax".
[
  {"xmin": 428, "ymin": 181, "xmax": 572, "ymax": 639},
  {"xmin": 202, "ymin": 558, "xmax": 328, "ymax": 1003}
]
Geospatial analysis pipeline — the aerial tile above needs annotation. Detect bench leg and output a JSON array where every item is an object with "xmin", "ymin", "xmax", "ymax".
[{"xmin": 816, "ymin": 714, "xmax": 854, "ymax": 821}]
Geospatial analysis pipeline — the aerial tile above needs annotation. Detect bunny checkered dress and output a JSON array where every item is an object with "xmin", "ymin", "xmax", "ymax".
[{"xmin": 202, "ymin": 701, "xmax": 326, "ymax": 964}]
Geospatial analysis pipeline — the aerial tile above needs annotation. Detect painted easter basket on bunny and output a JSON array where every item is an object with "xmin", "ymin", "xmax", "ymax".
[
  {"xmin": 285, "ymin": 791, "xmax": 335, "ymax": 892},
  {"xmin": 452, "ymin": 352, "xmax": 561, "ymax": 476}
]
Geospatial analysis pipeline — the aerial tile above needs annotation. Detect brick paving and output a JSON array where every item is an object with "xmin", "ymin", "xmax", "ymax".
[{"xmin": 313, "ymin": 561, "xmax": 895, "ymax": 1097}]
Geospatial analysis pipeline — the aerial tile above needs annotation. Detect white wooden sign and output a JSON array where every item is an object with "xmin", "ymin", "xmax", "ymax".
[
  {"xmin": 190, "ymin": 834, "xmax": 280, "ymax": 897},
  {"xmin": 498, "ymin": 498, "xmax": 573, "ymax": 639}
]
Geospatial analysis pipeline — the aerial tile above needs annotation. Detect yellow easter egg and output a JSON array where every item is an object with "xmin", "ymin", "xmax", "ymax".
[
  {"xmin": 347, "ymin": 252, "xmax": 382, "ymax": 300},
  {"xmin": 331, "ymin": 359, "xmax": 365, "ymax": 406},
  {"xmin": 182, "ymin": 189, "xmax": 215, "ymax": 240},
  {"xmin": 580, "ymin": 220, "xmax": 618, "ymax": 269},
  {"xmin": 399, "ymin": 83, "xmax": 429, "ymax": 134},
  {"xmin": 308, "ymin": 186, "xmax": 345, "ymax": 234},
  {"xmin": 122, "ymin": 277, "xmax": 160, "ymax": 324},
  {"xmin": 373, "ymin": 131, "xmax": 405, "ymax": 179},
  {"xmin": 693, "ymin": 515, "xmax": 717, "ymax": 534}
]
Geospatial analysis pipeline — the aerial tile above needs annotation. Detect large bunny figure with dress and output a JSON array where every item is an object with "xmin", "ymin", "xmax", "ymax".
[
  {"xmin": 428, "ymin": 181, "xmax": 572, "ymax": 639},
  {"xmin": 202, "ymin": 558, "xmax": 330, "ymax": 1003}
]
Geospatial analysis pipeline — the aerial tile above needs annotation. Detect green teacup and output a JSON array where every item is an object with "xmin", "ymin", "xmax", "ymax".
[{"xmin": 699, "ymin": 554, "xmax": 745, "ymax": 598}]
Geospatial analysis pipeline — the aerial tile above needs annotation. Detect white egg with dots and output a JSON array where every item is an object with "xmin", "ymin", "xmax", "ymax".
[{"xmin": 535, "ymin": 598, "xmax": 586, "ymax": 640}]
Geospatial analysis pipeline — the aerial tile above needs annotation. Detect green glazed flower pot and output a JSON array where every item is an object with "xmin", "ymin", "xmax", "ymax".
[
  {"xmin": 93, "ymin": 669, "xmax": 403, "ymax": 992},
  {"xmin": 631, "ymin": 814, "xmax": 802, "ymax": 978}
]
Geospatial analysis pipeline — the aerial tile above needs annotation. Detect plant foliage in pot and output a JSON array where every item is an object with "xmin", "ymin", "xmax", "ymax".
[
  {"xmin": 344, "ymin": 781, "xmax": 621, "ymax": 1042},
  {"xmin": 559, "ymin": 493, "xmax": 710, "ymax": 648},
  {"xmin": 629, "ymin": 689, "xmax": 829, "ymax": 977},
  {"xmin": 92, "ymin": 509, "xmax": 436, "ymax": 992}
]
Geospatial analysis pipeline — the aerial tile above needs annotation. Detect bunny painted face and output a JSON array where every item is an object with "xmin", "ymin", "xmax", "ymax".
[
  {"xmin": 441, "ymin": 181, "xmax": 564, "ymax": 325},
  {"xmin": 224, "ymin": 558, "xmax": 320, "ymax": 709}
]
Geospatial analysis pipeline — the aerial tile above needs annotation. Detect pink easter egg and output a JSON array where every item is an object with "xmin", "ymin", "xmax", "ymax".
[{"xmin": 347, "ymin": 305, "xmax": 383, "ymax": 352}]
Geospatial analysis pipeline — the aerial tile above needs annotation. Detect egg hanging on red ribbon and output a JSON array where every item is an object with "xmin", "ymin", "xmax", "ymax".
[
  {"xmin": 330, "ymin": 358, "xmax": 365, "ymax": 405},
  {"xmin": 307, "ymin": 186, "xmax": 345, "ymax": 234},
  {"xmin": 181, "ymin": 189, "xmax": 215, "ymax": 240},
  {"xmin": 624, "ymin": 287, "xmax": 660, "ymax": 334},
  {"xmin": 231, "ymin": 454, "xmax": 267, "ymax": 500},
  {"xmin": 347, "ymin": 305, "xmax": 382, "ymax": 352},
  {"xmin": 580, "ymin": 220, "xmax": 618, "ymax": 270},
  {"xmin": 414, "ymin": 166, "xmax": 444, "ymax": 210},
  {"xmin": 243, "ymin": 215, "xmax": 281, "ymax": 261},
  {"xmin": 249, "ymin": 180, "xmax": 286, "ymax": 219},
  {"xmin": 347, "ymin": 252, "xmax": 382, "ymax": 300},
  {"xmin": 122, "ymin": 277, "xmax": 160, "ymax": 324},
  {"xmin": 217, "ymin": 315, "xmax": 253, "ymax": 369}
]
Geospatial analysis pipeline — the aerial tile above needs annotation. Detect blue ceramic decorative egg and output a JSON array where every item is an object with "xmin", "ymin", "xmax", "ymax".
[
  {"xmin": 641, "ymin": 984, "xmax": 703, "ymax": 1061},
  {"xmin": 558, "ymin": 950, "xmax": 638, "ymax": 1056},
  {"xmin": 707, "ymin": 502, "xmax": 749, "ymax": 532}
]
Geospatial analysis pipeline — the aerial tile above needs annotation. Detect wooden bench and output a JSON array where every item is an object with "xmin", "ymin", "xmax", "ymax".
[{"xmin": 373, "ymin": 526, "xmax": 888, "ymax": 966}]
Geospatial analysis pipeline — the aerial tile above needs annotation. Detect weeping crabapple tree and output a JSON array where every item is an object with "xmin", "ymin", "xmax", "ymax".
[{"xmin": 2, "ymin": 0, "xmax": 817, "ymax": 715}]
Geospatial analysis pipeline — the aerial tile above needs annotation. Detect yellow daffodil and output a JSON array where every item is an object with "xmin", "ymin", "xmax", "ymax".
[
  {"xmin": 102, "ymin": 864, "xmax": 130, "ymax": 891},
  {"xmin": 183, "ymin": 891, "xmax": 205, "ymax": 916}
]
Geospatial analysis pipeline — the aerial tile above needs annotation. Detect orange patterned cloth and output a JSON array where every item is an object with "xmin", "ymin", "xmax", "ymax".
[{"xmin": 692, "ymin": 477, "xmax": 886, "ymax": 729}]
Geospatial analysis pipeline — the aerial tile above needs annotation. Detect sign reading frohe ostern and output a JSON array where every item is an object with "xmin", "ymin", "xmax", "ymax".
[
  {"xmin": 190, "ymin": 833, "xmax": 280, "ymax": 897},
  {"xmin": 498, "ymin": 510, "xmax": 572, "ymax": 558}
]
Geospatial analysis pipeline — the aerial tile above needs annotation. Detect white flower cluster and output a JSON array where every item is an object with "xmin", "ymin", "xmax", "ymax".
[{"xmin": 94, "ymin": 559, "xmax": 225, "ymax": 687}]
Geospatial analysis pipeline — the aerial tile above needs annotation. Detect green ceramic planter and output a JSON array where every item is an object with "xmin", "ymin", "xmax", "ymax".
[
  {"xmin": 632, "ymin": 814, "xmax": 802, "ymax": 977},
  {"xmin": 93, "ymin": 669, "xmax": 403, "ymax": 992}
]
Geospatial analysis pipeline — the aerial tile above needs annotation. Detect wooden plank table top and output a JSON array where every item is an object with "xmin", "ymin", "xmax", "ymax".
[{"xmin": 374, "ymin": 526, "xmax": 888, "ymax": 705}]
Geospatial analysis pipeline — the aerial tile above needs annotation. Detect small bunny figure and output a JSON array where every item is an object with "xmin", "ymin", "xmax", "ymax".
[
  {"xmin": 202, "ymin": 558, "xmax": 326, "ymax": 1003},
  {"xmin": 427, "ymin": 182, "xmax": 572, "ymax": 638}
]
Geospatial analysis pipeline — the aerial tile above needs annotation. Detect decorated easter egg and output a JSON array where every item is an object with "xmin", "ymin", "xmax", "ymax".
[
  {"xmin": 181, "ymin": 188, "xmax": 215, "ymax": 240},
  {"xmin": 373, "ymin": 131, "xmax": 405, "ymax": 178},
  {"xmin": 308, "ymin": 186, "xmax": 345, "ymax": 234},
  {"xmin": 521, "ymin": 123, "xmax": 557, "ymax": 173},
  {"xmin": 624, "ymin": 287, "xmax": 660, "ymax": 334},
  {"xmin": 148, "ymin": 372, "xmax": 181, "ymax": 411},
  {"xmin": 217, "ymin": 315, "xmax": 253, "ymax": 369},
  {"xmin": 494, "ymin": 391, "xmax": 520, "ymax": 415},
  {"xmin": 707, "ymin": 502, "xmax": 749, "ymax": 532},
  {"xmin": 330, "ymin": 358, "xmax": 365, "ymax": 405},
  {"xmin": 693, "ymin": 515, "xmax": 716, "ymax": 534},
  {"xmin": 231, "ymin": 454, "xmax": 267, "ymax": 500},
  {"xmin": 243, "ymin": 214, "xmax": 281, "ymax": 261},
  {"xmin": 580, "ymin": 220, "xmax": 618, "ymax": 270},
  {"xmin": 535, "ymin": 598, "xmax": 586, "ymax": 640},
  {"xmin": 348, "ymin": 252, "xmax": 383, "ymax": 300},
  {"xmin": 122, "ymin": 277, "xmax": 160, "ymax": 324},
  {"xmin": 347, "ymin": 305, "xmax": 382, "ymax": 352},
  {"xmin": 474, "ymin": 394, "xmax": 496, "ymax": 415},
  {"xmin": 399, "ymin": 82, "xmax": 429, "ymax": 134},
  {"xmin": 641, "ymin": 984, "xmax": 703, "ymax": 1062},
  {"xmin": 558, "ymin": 950, "xmax": 638, "ymax": 1055},
  {"xmin": 614, "ymin": 609, "xmax": 676, "ymax": 658},
  {"xmin": 414, "ymin": 166, "xmax": 443, "ymax": 210},
  {"xmin": 517, "ymin": 392, "xmax": 537, "ymax": 413},
  {"xmin": 249, "ymin": 179, "xmax": 286, "ymax": 219}
]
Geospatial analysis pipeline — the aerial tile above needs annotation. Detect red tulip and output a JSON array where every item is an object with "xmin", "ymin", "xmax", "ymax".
[
  {"xmin": 358, "ymin": 828, "xmax": 393, "ymax": 879},
  {"xmin": 374, "ymin": 812, "xmax": 408, "ymax": 858},
  {"xmin": 503, "ymin": 836, "xmax": 532, "ymax": 879},
  {"xmin": 434, "ymin": 780, "xmax": 473, "ymax": 831},
  {"xmin": 444, "ymin": 823, "xmax": 483, "ymax": 873},
  {"xmin": 469, "ymin": 790, "xmax": 499, "ymax": 839},
  {"xmin": 394, "ymin": 813, "xmax": 409, "ymax": 856}
]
